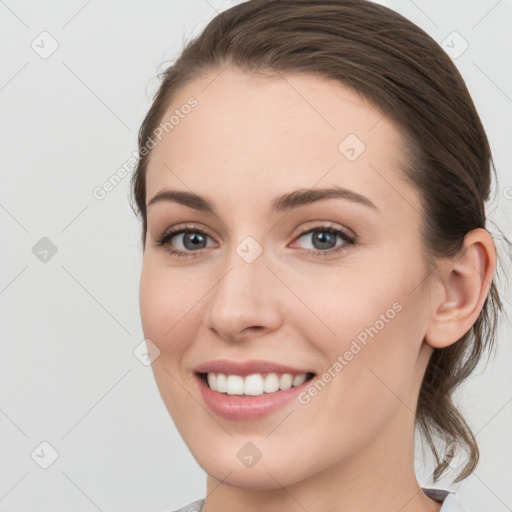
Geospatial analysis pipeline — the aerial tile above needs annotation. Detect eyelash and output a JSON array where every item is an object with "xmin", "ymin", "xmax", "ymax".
[{"xmin": 154, "ymin": 223, "xmax": 356, "ymax": 259}]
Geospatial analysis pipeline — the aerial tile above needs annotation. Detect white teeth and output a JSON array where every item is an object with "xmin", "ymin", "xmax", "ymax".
[
  {"xmin": 226, "ymin": 375, "xmax": 244, "ymax": 395},
  {"xmin": 205, "ymin": 372, "xmax": 311, "ymax": 396},
  {"xmin": 292, "ymin": 373, "xmax": 307, "ymax": 386},
  {"xmin": 244, "ymin": 374, "xmax": 264, "ymax": 396},
  {"xmin": 279, "ymin": 373, "xmax": 293, "ymax": 390},
  {"xmin": 216, "ymin": 373, "xmax": 227, "ymax": 393},
  {"xmin": 207, "ymin": 373, "xmax": 217, "ymax": 391},
  {"xmin": 263, "ymin": 373, "xmax": 280, "ymax": 393}
]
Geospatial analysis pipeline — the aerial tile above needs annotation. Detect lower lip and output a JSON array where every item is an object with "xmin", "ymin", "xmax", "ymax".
[{"xmin": 195, "ymin": 373, "xmax": 314, "ymax": 421}]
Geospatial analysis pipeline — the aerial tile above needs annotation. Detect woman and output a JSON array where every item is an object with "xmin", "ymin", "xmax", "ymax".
[{"xmin": 129, "ymin": 1, "xmax": 510, "ymax": 511}]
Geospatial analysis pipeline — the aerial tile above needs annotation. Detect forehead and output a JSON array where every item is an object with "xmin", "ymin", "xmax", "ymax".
[{"xmin": 144, "ymin": 67, "xmax": 416, "ymax": 216}]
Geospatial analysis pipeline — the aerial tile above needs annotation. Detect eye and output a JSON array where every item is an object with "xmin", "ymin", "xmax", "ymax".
[
  {"xmin": 154, "ymin": 223, "xmax": 356, "ymax": 259},
  {"xmin": 291, "ymin": 224, "xmax": 356, "ymax": 256},
  {"xmin": 154, "ymin": 224, "xmax": 216, "ymax": 258}
]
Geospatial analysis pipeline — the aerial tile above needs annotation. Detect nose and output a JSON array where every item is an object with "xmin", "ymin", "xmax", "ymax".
[{"xmin": 204, "ymin": 252, "xmax": 283, "ymax": 343}]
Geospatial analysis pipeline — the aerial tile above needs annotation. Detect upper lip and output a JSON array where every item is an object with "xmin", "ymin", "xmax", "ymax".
[{"xmin": 194, "ymin": 359, "xmax": 315, "ymax": 377}]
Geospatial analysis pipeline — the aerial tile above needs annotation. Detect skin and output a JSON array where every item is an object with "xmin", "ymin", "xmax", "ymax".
[{"xmin": 138, "ymin": 67, "xmax": 496, "ymax": 512}]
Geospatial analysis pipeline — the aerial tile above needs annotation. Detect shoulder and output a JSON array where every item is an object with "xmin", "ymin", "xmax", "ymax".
[
  {"xmin": 166, "ymin": 497, "xmax": 205, "ymax": 512},
  {"xmin": 422, "ymin": 487, "xmax": 467, "ymax": 512},
  {"xmin": 170, "ymin": 492, "xmax": 467, "ymax": 512}
]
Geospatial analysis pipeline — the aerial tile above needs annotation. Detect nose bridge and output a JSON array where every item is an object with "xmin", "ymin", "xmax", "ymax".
[{"xmin": 204, "ymin": 235, "xmax": 282, "ymax": 339}]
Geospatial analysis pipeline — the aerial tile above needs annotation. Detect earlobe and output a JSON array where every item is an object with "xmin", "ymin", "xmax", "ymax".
[{"xmin": 425, "ymin": 228, "xmax": 496, "ymax": 349}]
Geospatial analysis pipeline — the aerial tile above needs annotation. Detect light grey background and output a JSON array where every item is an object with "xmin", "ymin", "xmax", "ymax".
[{"xmin": 1, "ymin": 1, "xmax": 511, "ymax": 511}]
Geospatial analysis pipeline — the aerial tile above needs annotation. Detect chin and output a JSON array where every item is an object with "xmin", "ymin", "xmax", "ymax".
[{"xmin": 195, "ymin": 444, "xmax": 315, "ymax": 491}]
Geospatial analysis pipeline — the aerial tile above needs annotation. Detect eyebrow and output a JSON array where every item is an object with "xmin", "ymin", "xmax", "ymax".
[{"xmin": 147, "ymin": 186, "xmax": 379, "ymax": 214}]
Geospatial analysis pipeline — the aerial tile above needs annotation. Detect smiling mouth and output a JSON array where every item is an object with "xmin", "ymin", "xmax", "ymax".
[{"xmin": 198, "ymin": 371, "xmax": 316, "ymax": 396}]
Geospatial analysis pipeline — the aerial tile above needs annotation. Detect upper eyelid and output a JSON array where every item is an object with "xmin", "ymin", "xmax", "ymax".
[{"xmin": 159, "ymin": 219, "xmax": 352, "ymax": 236}]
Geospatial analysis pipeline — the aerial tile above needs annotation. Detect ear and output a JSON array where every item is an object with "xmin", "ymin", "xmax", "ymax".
[{"xmin": 425, "ymin": 228, "xmax": 497, "ymax": 349}]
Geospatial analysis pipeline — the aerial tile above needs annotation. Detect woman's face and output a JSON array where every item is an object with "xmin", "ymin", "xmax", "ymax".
[{"xmin": 139, "ymin": 68, "xmax": 436, "ymax": 489}]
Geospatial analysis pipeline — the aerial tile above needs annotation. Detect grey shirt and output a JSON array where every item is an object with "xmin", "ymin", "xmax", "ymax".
[{"xmin": 168, "ymin": 487, "xmax": 467, "ymax": 512}]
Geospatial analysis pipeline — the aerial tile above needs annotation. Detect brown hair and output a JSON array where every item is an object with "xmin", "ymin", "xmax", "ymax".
[{"xmin": 130, "ymin": 0, "xmax": 510, "ymax": 483}]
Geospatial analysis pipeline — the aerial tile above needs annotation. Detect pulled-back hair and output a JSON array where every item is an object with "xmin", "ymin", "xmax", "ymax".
[{"xmin": 130, "ymin": 0, "xmax": 510, "ymax": 483}]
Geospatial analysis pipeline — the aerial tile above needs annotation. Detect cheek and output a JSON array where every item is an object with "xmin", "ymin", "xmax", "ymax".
[
  {"xmin": 139, "ymin": 259, "xmax": 207, "ymax": 357},
  {"xmin": 138, "ymin": 259, "xmax": 208, "ymax": 421},
  {"xmin": 293, "ymin": 257, "xmax": 426, "ymax": 417},
  {"xmin": 306, "ymin": 243, "xmax": 427, "ymax": 351}
]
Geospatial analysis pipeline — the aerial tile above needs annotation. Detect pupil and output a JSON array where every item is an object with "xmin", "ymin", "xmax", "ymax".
[
  {"xmin": 184, "ymin": 232, "xmax": 205, "ymax": 250},
  {"xmin": 313, "ymin": 231, "xmax": 335, "ymax": 250}
]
